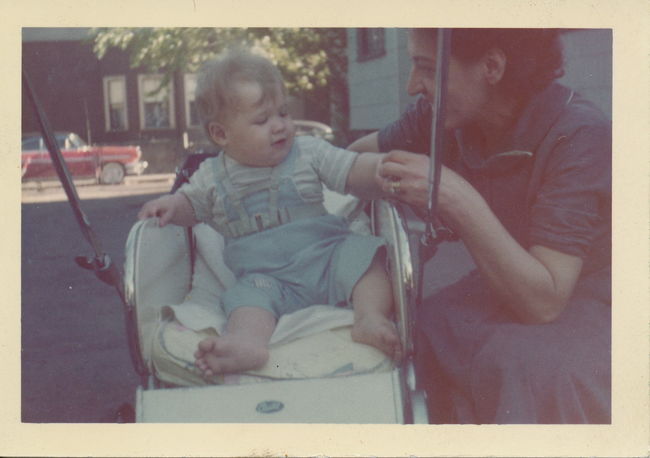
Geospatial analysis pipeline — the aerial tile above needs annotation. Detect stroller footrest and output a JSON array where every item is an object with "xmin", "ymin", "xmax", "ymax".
[{"xmin": 136, "ymin": 370, "xmax": 404, "ymax": 423}]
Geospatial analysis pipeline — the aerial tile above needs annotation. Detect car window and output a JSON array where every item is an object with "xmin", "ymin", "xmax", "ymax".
[
  {"xmin": 23, "ymin": 133, "xmax": 88, "ymax": 151},
  {"xmin": 55, "ymin": 134, "xmax": 67, "ymax": 149},
  {"xmin": 21, "ymin": 137, "xmax": 41, "ymax": 151}
]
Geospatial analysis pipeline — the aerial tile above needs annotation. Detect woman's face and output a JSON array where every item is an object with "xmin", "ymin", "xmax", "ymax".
[{"xmin": 407, "ymin": 31, "xmax": 490, "ymax": 129}]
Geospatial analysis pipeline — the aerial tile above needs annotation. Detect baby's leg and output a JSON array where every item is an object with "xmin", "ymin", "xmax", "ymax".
[
  {"xmin": 194, "ymin": 306, "xmax": 276, "ymax": 377},
  {"xmin": 350, "ymin": 249, "xmax": 402, "ymax": 361}
]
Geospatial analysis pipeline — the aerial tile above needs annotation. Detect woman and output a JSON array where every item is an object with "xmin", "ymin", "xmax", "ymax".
[{"xmin": 349, "ymin": 28, "xmax": 611, "ymax": 423}]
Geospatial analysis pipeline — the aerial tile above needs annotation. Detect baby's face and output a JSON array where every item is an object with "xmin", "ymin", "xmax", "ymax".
[{"xmin": 216, "ymin": 81, "xmax": 295, "ymax": 167}]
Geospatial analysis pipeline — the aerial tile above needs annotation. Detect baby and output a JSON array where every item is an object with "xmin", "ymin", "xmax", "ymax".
[{"xmin": 138, "ymin": 48, "xmax": 401, "ymax": 377}]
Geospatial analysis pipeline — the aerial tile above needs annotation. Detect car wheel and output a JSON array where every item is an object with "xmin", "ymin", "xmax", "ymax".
[{"xmin": 100, "ymin": 162, "xmax": 125, "ymax": 185}]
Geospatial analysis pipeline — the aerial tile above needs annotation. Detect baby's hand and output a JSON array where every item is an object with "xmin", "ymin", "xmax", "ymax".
[
  {"xmin": 138, "ymin": 193, "xmax": 197, "ymax": 227},
  {"xmin": 137, "ymin": 195, "xmax": 176, "ymax": 227}
]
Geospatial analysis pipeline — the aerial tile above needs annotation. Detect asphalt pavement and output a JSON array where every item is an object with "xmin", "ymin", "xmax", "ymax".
[{"xmin": 21, "ymin": 174, "xmax": 173, "ymax": 422}]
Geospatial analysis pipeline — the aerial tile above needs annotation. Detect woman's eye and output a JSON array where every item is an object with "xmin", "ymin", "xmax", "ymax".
[{"xmin": 254, "ymin": 117, "xmax": 268, "ymax": 125}]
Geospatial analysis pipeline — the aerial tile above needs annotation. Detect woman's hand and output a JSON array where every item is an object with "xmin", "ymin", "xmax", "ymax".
[
  {"xmin": 376, "ymin": 150, "xmax": 430, "ymax": 209},
  {"xmin": 376, "ymin": 150, "xmax": 473, "ymax": 227}
]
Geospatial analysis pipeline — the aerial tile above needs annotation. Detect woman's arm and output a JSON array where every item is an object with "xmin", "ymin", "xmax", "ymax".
[
  {"xmin": 443, "ymin": 176, "xmax": 583, "ymax": 324},
  {"xmin": 377, "ymin": 150, "xmax": 583, "ymax": 324}
]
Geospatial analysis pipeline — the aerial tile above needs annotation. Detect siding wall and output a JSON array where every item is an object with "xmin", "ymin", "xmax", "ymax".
[
  {"xmin": 557, "ymin": 29, "xmax": 612, "ymax": 117},
  {"xmin": 347, "ymin": 28, "xmax": 414, "ymax": 131}
]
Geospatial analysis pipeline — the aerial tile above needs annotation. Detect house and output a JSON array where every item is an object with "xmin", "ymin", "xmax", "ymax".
[
  {"xmin": 22, "ymin": 27, "xmax": 211, "ymax": 173},
  {"xmin": 346, "ymin": 28, "xmax": 612, "ymax": 137}
]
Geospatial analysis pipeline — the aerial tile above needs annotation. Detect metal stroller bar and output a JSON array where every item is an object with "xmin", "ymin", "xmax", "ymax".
[
  {"xmin": 22, "ymin": 70, "xmax": 149, "ymax": 379},
  {"xmin": 423, "ymin": 28, "xmax": 456, "ymax": 248}
]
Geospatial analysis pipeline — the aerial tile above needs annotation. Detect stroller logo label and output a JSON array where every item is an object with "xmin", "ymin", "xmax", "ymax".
[{"xmin": 256, "ymin": 400, "xmax": 284, "ymax": 414}]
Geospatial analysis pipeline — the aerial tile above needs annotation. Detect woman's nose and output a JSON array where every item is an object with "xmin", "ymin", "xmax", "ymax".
[{"xmin": 406, "ymin": 69, "xmax": 422, "ymax": 96}]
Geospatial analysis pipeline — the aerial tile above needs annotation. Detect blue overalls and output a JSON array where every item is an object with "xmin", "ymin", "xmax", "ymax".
[{"xmin": 212, "ymin": 143, "xmax": 385, "ymax": 318}]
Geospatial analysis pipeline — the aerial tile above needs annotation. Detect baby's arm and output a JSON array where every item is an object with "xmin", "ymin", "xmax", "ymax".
[
  {"xmin": 137, "ymin": 192, "xmax": 199, "ymax": 227},
  {"xmin": 345, "ymin": 152, "xmax": 386, "ymax": 200}
]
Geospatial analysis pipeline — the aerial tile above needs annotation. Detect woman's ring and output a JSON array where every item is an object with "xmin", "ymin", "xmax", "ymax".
[{"xmin": 387, "ymin": 180, "xmax": 401, "ymax": 194}]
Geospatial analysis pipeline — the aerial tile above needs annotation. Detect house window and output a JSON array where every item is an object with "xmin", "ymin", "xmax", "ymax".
[
  {"xmin": 357, "ymin": 28, "xmax": 386, "ymax": 61},
  {"xmin": 184, "ymin": 73, "xmax": 200, "ymax": 127},
  {"xmin": 103, "ymin": 76, "xmax": 128, "ymax": 131},
  {"xmin": 138, "ymin": 74, "xmax": 175, "ymax": 129}
]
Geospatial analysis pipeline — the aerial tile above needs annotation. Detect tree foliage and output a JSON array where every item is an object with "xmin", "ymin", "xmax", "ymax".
[{"xmin": 92, "ymin": 27, "xmax": 350, "ymax": 141}]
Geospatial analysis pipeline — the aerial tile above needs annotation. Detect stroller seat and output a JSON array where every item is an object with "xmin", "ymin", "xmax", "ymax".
[{"xmin": 125, "ymin": 190, "xmax": 428, "ymax": 423}]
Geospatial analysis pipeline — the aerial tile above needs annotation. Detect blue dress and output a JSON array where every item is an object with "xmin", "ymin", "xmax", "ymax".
[{"xmin": 378, "ymin": 83, "xmax": 611, "ymax": 424}]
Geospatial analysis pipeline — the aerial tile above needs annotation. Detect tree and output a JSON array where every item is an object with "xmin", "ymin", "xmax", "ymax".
[{"xmin": 92, "ymin": 27, "xmax": 350, "ymax": 144}]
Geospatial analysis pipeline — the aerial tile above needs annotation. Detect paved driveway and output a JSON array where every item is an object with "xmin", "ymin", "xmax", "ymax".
[{"xmin": 21, "ymin": 176, "xmax": 172, "ymax": 422}]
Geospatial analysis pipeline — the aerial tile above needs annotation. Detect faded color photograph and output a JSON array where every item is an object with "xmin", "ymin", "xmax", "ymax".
[{"xmin": 22, "ymin": 27, "xmax": 611, "ymax": 426}]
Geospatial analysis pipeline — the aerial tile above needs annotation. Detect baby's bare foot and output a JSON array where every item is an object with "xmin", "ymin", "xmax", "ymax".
[
  {"xmin": 351, "ymin": 314, "xmax": 402, "ymax": 362},
  {"xmin": 194, "ymin": 335, "xmax": 270, "ymax": 377}
]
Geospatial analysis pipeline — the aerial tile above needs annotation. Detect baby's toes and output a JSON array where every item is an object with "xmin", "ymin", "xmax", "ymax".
[
  {"xmin": 195, "ymin": 357, "xmax": 207, "ymax": 370},
  {"xmin": 198, "ymin": 337, "xmax": 217, "ymax": 353}
]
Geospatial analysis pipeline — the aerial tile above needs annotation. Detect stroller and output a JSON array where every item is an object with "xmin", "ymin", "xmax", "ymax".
[
  {"xmin": 24, "ymin": 29, "xmax": 452, "ymax": 423},
  {"xmin": 124, "ymin": 153, "xmax": 430, "ymax": 423}
]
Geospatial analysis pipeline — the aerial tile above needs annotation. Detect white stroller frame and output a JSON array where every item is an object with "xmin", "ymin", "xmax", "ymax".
[{"xmin": 124, "ymin": 191, "xmax": 429, "ymax": 423}]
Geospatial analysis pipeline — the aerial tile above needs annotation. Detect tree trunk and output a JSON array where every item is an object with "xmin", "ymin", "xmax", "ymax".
[{"xmin": 324, "ymin": 29, "xmax": 350, "ymax": 146}]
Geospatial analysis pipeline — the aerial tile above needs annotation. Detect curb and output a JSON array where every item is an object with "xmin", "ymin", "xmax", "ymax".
[
  {"xmin": 22, "ymin": 173, "xmax": 176, "ymax": 191},
  {"xmin": 125, "ymin": 173, "xmax": 175, "ymax": 184}
]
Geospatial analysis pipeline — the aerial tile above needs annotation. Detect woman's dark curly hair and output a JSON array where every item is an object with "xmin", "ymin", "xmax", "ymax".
[{"xmin": 414, "ymin": 28, "xmax": 565, "ymax": 100}]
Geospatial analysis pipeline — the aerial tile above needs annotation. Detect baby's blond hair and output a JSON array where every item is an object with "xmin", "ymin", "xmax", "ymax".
[{"xmin": 195, "ymin": 48, "xmax": 285, "ymax": 142}]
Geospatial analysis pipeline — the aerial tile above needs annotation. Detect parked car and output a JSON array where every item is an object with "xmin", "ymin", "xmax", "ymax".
[
  {"xmin": 293, "ymin": 120, "xmax": 335, "ymax": 142},
  {"xmin": 21, "ymin": 132, "xmax": 148, "ymax": 185}
]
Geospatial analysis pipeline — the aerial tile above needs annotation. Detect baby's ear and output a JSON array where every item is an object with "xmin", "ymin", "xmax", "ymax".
[{"xmin": 208, "ymin": 122, "xmax": 228, "ymax": 146}]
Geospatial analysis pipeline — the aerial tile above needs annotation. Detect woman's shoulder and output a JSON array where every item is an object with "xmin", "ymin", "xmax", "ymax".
[
  {"xmin": 536, "ymin": 85, "xmax": 611, "ymax": 175},
  {"xmin": 553, "ymin": 89, "xmax": 611, "ymax": 162},
  {"xmin": 526, "ymin": 83, "xmax": 611, "ymax": 166},
  {"xmin": 554, "ymin": 85, "xmax": 611, "ymax": 134}
]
